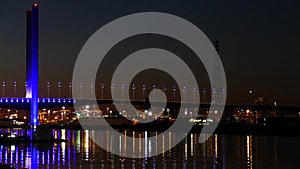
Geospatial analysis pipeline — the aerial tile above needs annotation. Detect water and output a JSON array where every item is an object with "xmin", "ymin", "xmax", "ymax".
[{"xmin": 1, "ymin": 129, "xmax": 300, "ymax": 169}]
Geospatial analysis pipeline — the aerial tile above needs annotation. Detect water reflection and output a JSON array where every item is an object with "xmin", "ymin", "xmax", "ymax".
[
  {"xmin": 246, "ymin": 135, "xmax": 253, "ymax": 169},
  {"xmin": 0, "ymin": 129, "xmax": 299, "ymax": 168}
]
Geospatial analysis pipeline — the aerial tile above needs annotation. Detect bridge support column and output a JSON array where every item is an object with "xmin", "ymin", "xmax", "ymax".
[{"xmin": 26, "ymin": 3, "xmax": 39, "ymax": 128}]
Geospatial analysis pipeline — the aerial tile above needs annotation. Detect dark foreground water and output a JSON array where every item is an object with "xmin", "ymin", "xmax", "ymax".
[{"xmin": 1, "ymin": 129, "xmax": 300, "ymax": 169}]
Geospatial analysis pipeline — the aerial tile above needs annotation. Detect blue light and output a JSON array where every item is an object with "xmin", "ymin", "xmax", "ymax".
[
  {"xmin": 42, "ymin": 98, "xmax": 45, "ymax": 103},
  {"xmin": 48, "ymin": 98, "xmax": 50, "ymax": 103},
  {"xmin": 5, "ymin": 99, "xmax": 8, "ymax": 103},
  {"xmin": 63, "ymin": 99, "xmax": 66, "ymax": 103},
  {"xmin": 53, "ymin": 99, "xmax": 55, "ymax": 103},
  {"xmin": 0, "ymin": 99, "xmax": 2, "ymax": 102},
  {"xmin": 16, "ymin": 99, "xmax": 18, "ymax": 103},
  {"xmin": 58, "ymin": 99, "xmax": 61, "ymax": 103},
  {"xmin": 28, "ymin": 4, "xmax": 39, "ymax": 127},
  {"xmin": 27, "ymin": 99, "xmax": 30, "ymax": 103},
  {"xmin": 31, "ymin": 145, "xmax": 37, "ymax": 169},
  {"xmin": 10, "ymin": 99, "xmax": 13, "ymax": 103},
  {"xmin": 22, "ymin": 98, "xmax": 24, "ymax": 103}
]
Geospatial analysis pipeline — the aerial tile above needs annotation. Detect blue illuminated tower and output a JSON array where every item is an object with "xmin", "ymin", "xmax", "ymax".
[{"xmin": 26, "ymin": 3, "xmax": 39, "ymax": 127}]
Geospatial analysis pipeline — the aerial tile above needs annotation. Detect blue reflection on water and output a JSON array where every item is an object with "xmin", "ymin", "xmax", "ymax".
[{"xmin": 0, "ymin": 129, "xmax": 298, "ymax": 169}]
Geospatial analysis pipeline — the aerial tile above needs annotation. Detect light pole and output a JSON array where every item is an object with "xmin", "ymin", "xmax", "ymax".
[
  {"xmin": 46, "ymin": 81, "xmax": 50, "ymax": 98},
  {"xmin": 202, "ymin": 88, "xmax": 207, "ymax": 104},
  {"xmin": 2, "ymin": 82, "xmax": 5, "ymax": 98},
  {"xmin": 212, "ymin": 88, "xmax": 216, "ymax": 103},
  {"xmin": 100, "ymin": 83, "xmax": 104, "ymax": 99},
  {"xmin": 79, "ymin": 83, "xmax": 83, "ymax": 99},
  {"xmin": 13, "ymin": 81, "xmax": 17, "ymax": 98},
  {"xmin": 90, "ymin": 83, "xmax": 94, "ymax": 99},
  {"xmin": 172, "ymin": 86, "xmax": 176, "ymax": 101},
  {"xmin": 142, "ymin": 84, "xmax": 146, "ymax": 100},
  {"xmin": 68, "ymin": 82, "xmax": 72, "ymax": 98},
  {"xmin": 249, "ymin": 90, "xmax": 253, "ymax": 105},
  {"xmin": 221, "ymin": 88, "xmax": 225, "ymax": 103},
  {"xmin": 182, "ymin": 86, "xmax": 187, "ymax": 101},
  {"xmin": 111, "ymin": 83, "xmax": 115, "ymax": 98},
  {"xmin": 193, "ymin": 87, "xmax": 197, "ymax": 103},
  {"xmin": 131, "ymin": 83, "xmax": 136, "ymax": 100},
  {"xmin": 162, "ymin": 85, "xmax": 167, "ymax": 92},
  {"xmin": 162, "ymin": 85, "xmax": 167, "ymax": 100},
  {"xmin": 58, "ymin": 81, "xmax": 62, "ymax": 98},
  {"xmin": 25, "ymin": 81, "xmax": 27, "ymax": 97},
  {"xmin": 121, "ymin": 83, "xmax": 125, "ymax": 100},
  {"xmin": 152, "ymin": 84, "xmax": 156, "ymax": 100}
]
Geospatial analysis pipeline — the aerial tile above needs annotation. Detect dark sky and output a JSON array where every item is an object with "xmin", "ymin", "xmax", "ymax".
[{"xmin": 0, "ymin": 0, "xmax": 299, "ymax": 106}]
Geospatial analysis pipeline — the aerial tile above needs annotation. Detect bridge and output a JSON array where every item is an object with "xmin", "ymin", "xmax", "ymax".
[{"xmin": 1, "ymin": 97, "xmax": 300, "ymax": 119}]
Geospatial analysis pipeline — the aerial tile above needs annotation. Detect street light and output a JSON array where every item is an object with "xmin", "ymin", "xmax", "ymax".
[
  {"xmin": 221, "ymin": 88, "xmax": 225, "ymax": 102},
  {"xmin": 58, "ymin": 82, "xmax": 62, "ymax": 98},
  {"xmin": 68, "ymin": 82, "xmax": 72, "ymax": 98},
  {"xmin": 131, "ymin": 83, "xmax": 136, "ymax": 100},
  {"xmin": 212, "ymin": 88, "xmax": 216, "ymax": 103},
  {"xmin": 202, "ymin": 88, "xmax": 207, "ymax": 104},
  {"xmin": 79, "ymin": 83, "xmax": 83, "ymax": 98},
  {"xmin": 13, "ymin": 81, "xmax": 17, "ymax": 98},
  {"xmin": 111, "ymin": 83, "xmax": 115, "ymax": 98},
  {"xmin": 25, "ymin": 81, "xmax": 27, "ymax": 97},
  {"xmin": 2, "ymin": 82, "xmax": 5, "ymax": 98},
  {"xmin": 121, "ymin": 83, "xmax": 125, "ymax": 100},
  {"xmin": 172, "ymin": 86, "xmax": 176, "ymax": 101},
  {"xmin": 142, "ymin": 84, "xmax": 146, "ymax": 100},
  {"xmin": 100, "ymin": 83, "xmax": 104, "ymax": 99},
  {"xmin": 193, "ymin": 87, "xmax": 197, "ymax": 103},
  {"xmin": 90, "ymin": 83, "xmax": 94, "ymax": 99},
  {"xmin": 162, "ymin": 85, "xmax": 167, "ymax": 92},
  {"xmin": 249, "ymin": 90, "xmax": 253, "ymax": 105},
  {"xmin": 47, "ymin": 81, "xmax": 50, "ymax": 98},
  {"xmin": 182, "ymin": 86, "xmax": 187, "ymax": 101},
  {"xmin": 152, "ymin": 84, "xmax": 156, "ymax": 100}
]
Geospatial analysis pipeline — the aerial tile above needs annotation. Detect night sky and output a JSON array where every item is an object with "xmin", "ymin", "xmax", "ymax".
[{"xmin": 0, "ymin": 0, "xmax": 299, "ymax": 106}]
